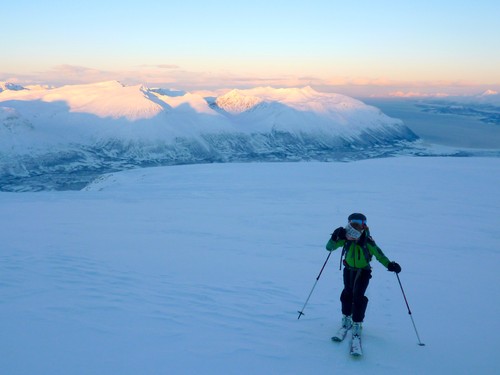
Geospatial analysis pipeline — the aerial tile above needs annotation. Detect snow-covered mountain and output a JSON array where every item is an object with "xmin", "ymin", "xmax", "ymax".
[
  {"xmin": 0, "ymin": 82, "xmax": 26, "ymax": 92},
  {"xmin": 0, "ymin": 81, "xmax": 418, "ymax": 191},
  {"xmin": 409, "ymin": 90, "xmax": 500, "ymax": 124}
]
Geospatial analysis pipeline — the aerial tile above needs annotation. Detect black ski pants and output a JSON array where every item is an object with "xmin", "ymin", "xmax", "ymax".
[{"xmin": 340, "ymin": 267, "xmax": 371, "ymax": 323}]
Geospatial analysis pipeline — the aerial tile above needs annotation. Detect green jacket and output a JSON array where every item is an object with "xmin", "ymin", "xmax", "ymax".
[{"xmin": 326, "ymin": 229, "xmax": 391, "ymax": 270}]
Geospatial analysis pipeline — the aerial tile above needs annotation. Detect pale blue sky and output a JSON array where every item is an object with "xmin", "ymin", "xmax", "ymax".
[{"xmin": 2, "ymin": 0, "xmax": 499, "ymax": 96}]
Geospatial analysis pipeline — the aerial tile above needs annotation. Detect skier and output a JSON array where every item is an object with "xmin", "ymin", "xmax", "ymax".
[{"xmin": 327, "ymin": 213, "xmax": 401, "ymax": 355}]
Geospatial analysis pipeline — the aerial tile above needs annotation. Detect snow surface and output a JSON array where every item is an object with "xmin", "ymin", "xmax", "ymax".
[{"xmin": 1, "ymin": 157, "xmax": 499, "ymax": 374}]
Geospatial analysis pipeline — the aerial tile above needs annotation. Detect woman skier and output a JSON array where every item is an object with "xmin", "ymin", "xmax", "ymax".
[{"xmin": 326, "ymin": 213, "xmax": 401, "ymax": 355}]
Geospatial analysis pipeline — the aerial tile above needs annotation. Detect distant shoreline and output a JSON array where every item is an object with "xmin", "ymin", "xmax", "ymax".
[{"xmin": 359, "ymin": 97, "xmax": 500, "ymax": 149}]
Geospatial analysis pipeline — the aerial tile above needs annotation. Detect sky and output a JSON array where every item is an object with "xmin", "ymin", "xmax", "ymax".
[{"xmin": 2, "ymin": 0, "xmax": 500, "ymax": 97}]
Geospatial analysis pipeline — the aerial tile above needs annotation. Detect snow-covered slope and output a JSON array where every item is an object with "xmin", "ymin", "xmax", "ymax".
[
  {"xmin": 1, "ymin": 81, "xmax": 164, "ymax": 120},
  {"xmin": 0, "ymin": 81, "xmax": 418, "ymax": 191},
  {"xmin": 1, "ymin": 158, "xmax": 499, "ymax": 374}
]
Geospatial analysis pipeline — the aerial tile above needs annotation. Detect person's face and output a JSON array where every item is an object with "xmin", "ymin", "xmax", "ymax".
[{"xmin": 349, "ymin": 220, "xmax": 365, "ymax": 231}]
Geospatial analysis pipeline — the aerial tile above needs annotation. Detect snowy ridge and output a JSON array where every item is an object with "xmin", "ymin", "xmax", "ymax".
[
  {"xmin": 215, "ymin": 89, "xmax": 264, "ymax": 114},
  {"xmin": 0, "ymin": 81, "xmax": 26, "ymax": 92},
  {"xmin": 0, "ymin": 81, "xmax": 418, "ymax": 191},
  {"xmin": 446, "ymin": 90, "xmax": 500, "ymax": 106},
  {"xmin": 480, "ymin": 89, "xmax": 498, "ymax": 97},
  {"xmin": 1, "ymin": 81, "xmax": 164, "ymax": 121}
]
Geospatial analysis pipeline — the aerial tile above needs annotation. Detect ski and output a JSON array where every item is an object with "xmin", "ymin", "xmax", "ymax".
[
  {"xmin": 331, "ymin": 326, "xmax": 349, "ymax": 342},
  {"xmin": 350, "ymin": 335, "xmax": 363, "ymax": 356}
]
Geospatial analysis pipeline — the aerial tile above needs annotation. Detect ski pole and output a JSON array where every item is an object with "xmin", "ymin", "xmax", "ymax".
[
  {"xmin": 396, "ymin": 273, "xmax": 425, "ymax": 346},
  {"xmin": 297, "ymin": 251, "xmax": 332, "ymax": 319}
]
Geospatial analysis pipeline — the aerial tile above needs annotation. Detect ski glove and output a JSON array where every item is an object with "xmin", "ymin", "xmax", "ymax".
[
  {"xmin": 331, "ymin": 227, "xmax": 346, "ymax": 241},
  {"xmin": 387, "ymin": 261, "xmax": 402, "ymax": 273}
]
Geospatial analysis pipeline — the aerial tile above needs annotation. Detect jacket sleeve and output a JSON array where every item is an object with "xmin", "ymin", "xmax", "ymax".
[
  {"xmin": 367, "ymin": 240, "xmax": 391, "ymax": 267},
  {"xmin": 326, "ymin": 238, "xmax": 345, "ymax": 251}
]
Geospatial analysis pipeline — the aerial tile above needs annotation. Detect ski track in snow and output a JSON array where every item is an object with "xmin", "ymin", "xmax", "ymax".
[{"xmin": 1, "ymin": 157, "xmax": 499, "ymax": 374}]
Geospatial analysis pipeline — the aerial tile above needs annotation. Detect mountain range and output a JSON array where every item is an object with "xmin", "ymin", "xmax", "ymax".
[{"xmin": 0, "ymin": 81, "xmax": 418, "ymax": 191}]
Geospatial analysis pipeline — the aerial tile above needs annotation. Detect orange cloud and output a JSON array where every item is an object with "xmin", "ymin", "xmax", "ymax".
[{"xmin": 2, "ymin": 65, "xmax": 499, "ymax": 98}]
